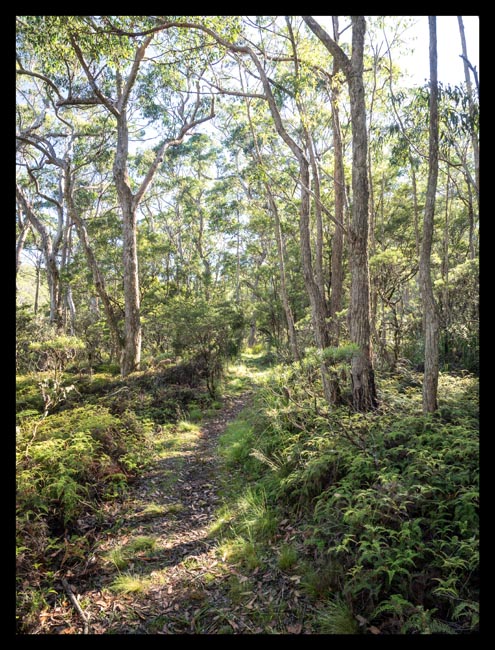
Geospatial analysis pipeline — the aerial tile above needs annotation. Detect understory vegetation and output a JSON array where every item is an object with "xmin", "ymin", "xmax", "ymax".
[
  {"xmin": 15, "ymin": 335, "xmax": 232, "ymax": 632},
  {"xmin": 16, "ymin": 15, "xmax": 478, "ymax": 635},
  {"xmin": 212, "ymin": 358, "xmax": 479, "ymax": 634}
]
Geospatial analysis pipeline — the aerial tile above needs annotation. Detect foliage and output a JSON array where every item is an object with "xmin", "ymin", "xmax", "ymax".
[
  {"xmin": 15, "ymin": 400, "xmax": 154, "ymax": 631},
  {"xmin": 162, "ymin": 296, "xmax": 245, "ymax": 396},
  {"xmin": 214, "ymin": 364, "xmax": 479, "ymax": 634}
]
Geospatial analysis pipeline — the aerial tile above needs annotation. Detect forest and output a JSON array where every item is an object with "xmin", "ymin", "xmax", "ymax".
[{"xmin": 16, "ymin": 16, "xmax": 479, "ymax": 635}]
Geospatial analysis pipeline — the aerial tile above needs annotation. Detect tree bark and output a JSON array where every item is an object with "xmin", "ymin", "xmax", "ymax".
[
  {"xmin": 347, "ymin": 17, "xmax": 378, "ymax": 411},
  {"xmin": 329, "ymin": 16, "xmax": 345, "ymax": 346},
  {"xmin": 457, "ymin": 16, "xmax": 479, "ymax": 204},
  {"xmin": 466, "ymin": 178, "xmax": 475, "ymax": 260},
  {"xmin": 64, "ymin": 167, "xmax": 125, "ymax": 359},
  {"xmin": 410, "ymin": 156, "xmax": 421, "ymax": 258},
  {"xmin": 306, "ymin": 133, "xmax": 326, "ymax": 308},
  {"xmin": 300, "ymin": 160, "xmax": 338, "ymax": 403},
  {"xmin": 303, "ymin": 15, "xmax": 378, "ymax": 411},
  {"xmin": 419, "ymin": 16, "xmax": 440, "ymax": 414},
  {"xmin": 16, "ymin": 210, "xmax": 29, "ymax": 282},
  {"xmin": 113, "ymin": 110, "xmax": 141, "ymax": 375},
  {"xmin": 34, "ymin": 256, "xmax": 41, "ymax": 316}
]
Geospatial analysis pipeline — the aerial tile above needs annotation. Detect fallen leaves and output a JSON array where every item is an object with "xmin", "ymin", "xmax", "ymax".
[{"xmin": 287, "ymin": 623, "xmax": 303, "ymax": 634}]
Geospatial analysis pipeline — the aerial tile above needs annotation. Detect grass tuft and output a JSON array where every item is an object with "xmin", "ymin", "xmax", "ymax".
[{"xmin": 109, "ymin": 573, "xmax": 151, "ymax": 594}]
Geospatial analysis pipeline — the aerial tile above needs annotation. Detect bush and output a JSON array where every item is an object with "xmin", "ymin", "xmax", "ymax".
[
  {"xmin": 162, "ymin": 296, "xmax": 245, "ymax": 396},
  {"xmin": 16, "ymin": 404, "xmax": 154, "ymax": 631},
  {"xmin": 218, "ymin": 367, "xmax": 479, "ymax": 634},
  {"xmin": 29, "ymin": 336, "xmax": 85, "ymax": 374},
  {"xmin": 17, "ymin": 406, "xmax": 153, "ymax": 525}
]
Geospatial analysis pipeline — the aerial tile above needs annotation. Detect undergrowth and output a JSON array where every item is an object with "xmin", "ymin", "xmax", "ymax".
[
  {"xmin": 15, "ymin": 356, "xmax": 220, "ymax": 633},
  {"xmin": 212, "ymin": 362, "xmax": 479, "ymax": 634}
]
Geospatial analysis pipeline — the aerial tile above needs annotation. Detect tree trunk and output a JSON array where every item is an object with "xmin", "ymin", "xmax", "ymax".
[
  {"xmin": 466, "ymin": 178, "xmax": 475, "ymax": 260},
  {"xmin": 441, "ymin": 174, "xmax": 450, "ymax": 330},
  {"xmin": 302, "ymin": 15, "xmax": 378, "ymax": 411},
  {"xmin": 266, "ymin": 188, "xmax": 300, "ymax": 361},
  {"xmin": 34, "ymin": 257, "xmax": 41, "ymax": 316},
  {"xmin": 329, "ymin": 17, "xmax": 345, "ymax": 345},
  {"xmin": 410, "ymin": 156, "xmax": 421, "ymax": 258},
  {"xmin": 64, "ymin": 169, "xmax": 124, "ymax": 359},
  {"xmin": 300, "ymin": 160, "xmax": 338, "ymax": 404},
  {"xmin": 248, "ymin": 318, "xmax": 257, "ymax": 347},
  {"xmin": 347, "ymin": 17, "xmax": 378, "ymax": 411},
  {"xmin": 457, "ymin": 16, "xmax": 479, "ymax": 204},
  {"xmin": 65, "ymin": 285, "xmax": 76, "ymax": 336},
  {"xmin": 120, "ymin": 199, "xmax": 142, "ymax": 375},
  {"xmin": 16, "ymin": 184, "xmax": 63, "ymax": 330},
  {"xmin": 114, "ymin": 114, "xmax": 142, "ymax": 376},
  {"xmin": 16, "ymin": 211, "xmax": 29, "ymax": 282},
  {"xmin": 419, "ymin": 16, "xmax": 440, "ymax": 414},
  {"xmin": 306, "ymin": 133, "xmax": 326, "ymax": 309}
]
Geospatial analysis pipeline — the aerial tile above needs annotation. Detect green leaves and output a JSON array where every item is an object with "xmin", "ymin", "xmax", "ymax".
[{"xmin": 233, "ymin": 366, "xmax": 478, "ymax": 633}]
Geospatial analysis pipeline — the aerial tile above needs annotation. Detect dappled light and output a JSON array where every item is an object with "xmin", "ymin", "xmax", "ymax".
[{"xmin": 17, "ymin": 15, "xmax": 478, "ymax": 635}]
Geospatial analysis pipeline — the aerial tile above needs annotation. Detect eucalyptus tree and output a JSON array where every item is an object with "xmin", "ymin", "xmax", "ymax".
[
  {"xmin": 419, "ymin": 17, "xmax": 440, "ymax": 413},
  {"xmin": 302, "ymin": 16, "xmax": 378, "ymax": 411},
  {"xmin": 62, "ymin": 23, "xmax": 215, "ymax": 375},
  {"xmin": 16, "ymin": 182, "xmax": 65, "ymax": 331},
  {"xmin": 457, "ymin": 16, "xmax": 479, "ymax": 205},
  {"xmin": 239, "ymin": 92, "xmax": 300, "ymax": 361},
  {"xmin": 142, "ymin": 16, "xmax": 340, "ymax": 403},
  {"xmin": 15, "ymin": 73, "xmax": 125, "ymax": 357},
  {"xmin": 328, "ymin": 17, "xmax": 346, "ymax": 347},
  {"xmin": 17, "ymin": 17, "xmax": 218, "ymax": 375}
]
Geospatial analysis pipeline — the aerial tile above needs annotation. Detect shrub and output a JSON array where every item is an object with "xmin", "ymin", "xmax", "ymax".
[
  {"xmin": 217, "ymin": 368, "xmax": 479, "ymax": 634},
  {"xmin": 16, "ymin": 404, "xmax": 154, "ymax": 631}
]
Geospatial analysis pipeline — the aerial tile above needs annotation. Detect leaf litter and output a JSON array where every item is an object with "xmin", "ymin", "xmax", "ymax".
[{"xmin": 34, "ymin": 390, "xmax": 314, "ymax": 634}]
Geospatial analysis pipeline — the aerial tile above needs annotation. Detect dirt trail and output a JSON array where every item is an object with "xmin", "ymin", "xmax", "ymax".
[{"xmin": 48, "ymin": 389, "xmax": 310, "ymax": 634}]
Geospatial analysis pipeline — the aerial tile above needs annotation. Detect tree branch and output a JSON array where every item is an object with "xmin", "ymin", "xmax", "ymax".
[
  {"xmin": 201, "ymin": 76, "xmax": 266, "ymax": 100},
  {"xmin": 118, "ymin": 34, "xmax": 154, "ymax": 113},
  {"xmin": 27, "ymin": 167, "xmax": 62, "ymax": 210},
  {"xmin": 133, "ymin": 91, "xmax": 215, "ymax": 207},
  {"xmin": 459, "ymin": 54, "xmax": 479, "ymax": 95},
  {"xmin": 16, "ymin": 59, "xmax": 63, "ymax": 99},
  {"xmin": 16, "ymin": 184, "xmax": 52, "ymax": 255},
  {"xmin": 302, "ymin": 16, "xmax": 351, "ymax": 77},
  {"xmin": 69, "ymin": 33, "xmax": 120, "ymax": 118},
  {"xmin": 56, "ymin": 96, "xmax": 105, "ymax": 108},
  {"xmin": 16, "ymin": 134, "xmax": 64, "ymax": 167},
  {"xmin": 286, "ymin": 170, "xmax": 349, "ymax": 236}
]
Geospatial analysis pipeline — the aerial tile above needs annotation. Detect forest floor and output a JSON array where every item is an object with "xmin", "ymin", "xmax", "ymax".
[{"xmin": 40, "ymin": 369, "xmax": 312, "ymax": 635}]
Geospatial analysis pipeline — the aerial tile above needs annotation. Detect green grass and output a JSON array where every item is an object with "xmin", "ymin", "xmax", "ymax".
[
  {"xmin": 140, "ymin": 503, "xmax": 167, "ymax": 518},
  {"xmin": 210, "ymin": 361, "xmax": 479, "ymax": 634},
  {"xmin": 187, "ymin": 405, "xmax": 203, "ymax": 422},
  {"xmin": 103, "ymin": 535, "xmax": 158, "ymax": 570},
  {"xmin": 105, "ymin": 547, "xmax": 130, "ymax": 570},
  {"xmin": 109, "ymin": 573, "xmax": 151, "ymax": 594},
  {"xmin": 164, "ymin": 502, "xmax": 184, "ymax": 514},
  {"xmin": 277, "ymin": 544, "xmax": 298, "ymax": 572},
  {"xmin": 218, "ymin": 536, "xmax": 262, "ymax": 570},
  {"xmin": 318, "ymin": 598, "xmax": 360, "ymax": 634},
  {"xmin": 127, "ymin": 536, "xmax": 157, "ymax": 553},
  {"xmin": 219, "ymin": 417, "xmax": 256, "ymax": 466}
]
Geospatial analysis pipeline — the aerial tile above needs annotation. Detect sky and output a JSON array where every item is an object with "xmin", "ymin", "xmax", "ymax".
[
  {"xmin": 314, "ymin": 16, "xmax": 479, "ymax": 88},
  {"xmin": 401, "ymin": 16, "xmax": 479, "ymax": 87}
]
